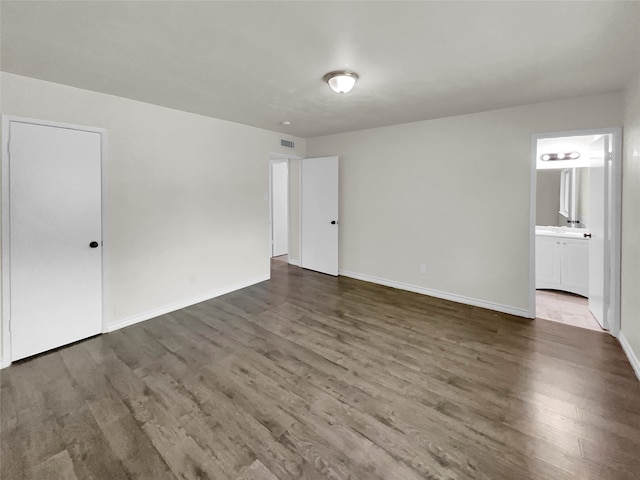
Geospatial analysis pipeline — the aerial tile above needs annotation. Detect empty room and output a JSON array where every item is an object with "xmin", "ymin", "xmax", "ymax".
[{"xmin": 2, "ymin": 1, "xmax": 640, "ymax": 479}]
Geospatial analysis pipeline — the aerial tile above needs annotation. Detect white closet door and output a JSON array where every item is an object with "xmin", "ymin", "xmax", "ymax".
[
  {"xmin": 301, "ymin": 156, "xmax": 339, "ymax": 276},
  {"xmin": 8, "ymin": 121, "xmax": 103, "ymax": 361}
]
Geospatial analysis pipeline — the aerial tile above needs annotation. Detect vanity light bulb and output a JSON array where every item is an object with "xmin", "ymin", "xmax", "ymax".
[
  {"xmin": 541, "ymin": 154, "xmax": 551, "ymax": 161},
  {"xmin": 570, "ymin": 152, "xmax": 580, "ymax": 159},
  {"xmin": 557, "ymin": 153, "xmax": 566, "ymax": 159}
]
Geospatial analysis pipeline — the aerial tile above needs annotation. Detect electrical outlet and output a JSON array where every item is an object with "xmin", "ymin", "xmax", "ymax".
[{"xmin": 419, "ymin": 264, "xmax": 427, "ymax": 274}]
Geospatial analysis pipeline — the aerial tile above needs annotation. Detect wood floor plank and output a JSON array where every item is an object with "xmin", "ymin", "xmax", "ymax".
[
  {"xmin": 65, "ymin": 428, "xmax": 132, "ymax": 480},
  {"xmin": 236, "ymin": 459, "xmax": 280, "ymax": 480},
  {"xmin": 3, "ymin": 259, "xmax": 640, "ymax": 479},
  {"xmin": 175, "ymin": 365, "xmax": 325, "ymax": 480},
  {"xmin": 29, "ymin": 450, "xmax": 78, "ymax": 480},
  {"xmin": 98, "ymin": 414, "xmax": 174, "ymax": 479}
]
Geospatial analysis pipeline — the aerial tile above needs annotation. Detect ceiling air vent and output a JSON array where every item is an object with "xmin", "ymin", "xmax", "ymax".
[{"xmin": 280, "ymin": 139, "xmax": 295, "ymax": 149}]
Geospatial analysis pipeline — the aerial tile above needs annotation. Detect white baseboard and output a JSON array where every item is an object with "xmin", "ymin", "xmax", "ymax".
[
  {"xmin": 106, "ymin": 274, "xmax": 270, "ymax": 333},
  {"xmin": 288, "ymin": 258, "xmax": 300, "ymax": 266},
  {"xmin": 619, "ymin": 331, "xmax": 640, "ymax": 382},
  {"xmin": 338, "ymin": 269, "xmax": 531, "ymax": 319}
]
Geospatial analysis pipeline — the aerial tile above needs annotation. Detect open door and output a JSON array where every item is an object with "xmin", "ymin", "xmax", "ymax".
[
  {"xmin": 588, "ymin": 135, "xmax": 610, "ymax": 329},
  {"xmin": 301, "ymin": 156, "xmax": 339, "ymax": 276},
  {"xmin": 270, "ymin": 161, "xmax": 288, "ymax": 257}
]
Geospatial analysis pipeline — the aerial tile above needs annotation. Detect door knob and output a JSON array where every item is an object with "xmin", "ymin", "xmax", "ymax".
[
  {"xmin": 583, "ymin": 233, "xmax": 592, "ymax": 238},
  {"xmin": 89, "ymin": 241, "xmax": 99, "ymax": 248},
  {"xmin": 331, "ymin": 220, "xmax": 338, "ymax": 225}
]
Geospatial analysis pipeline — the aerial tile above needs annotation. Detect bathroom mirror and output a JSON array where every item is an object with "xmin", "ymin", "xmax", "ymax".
[{"xmin": 536, "ymin": 166, "xmax": 590, "ymax": 228}]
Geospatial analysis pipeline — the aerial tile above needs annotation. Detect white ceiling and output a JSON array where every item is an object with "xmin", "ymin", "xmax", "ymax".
[{"xmin": 2, "ymin": 1, "xmax": 639, "ymax": 138}]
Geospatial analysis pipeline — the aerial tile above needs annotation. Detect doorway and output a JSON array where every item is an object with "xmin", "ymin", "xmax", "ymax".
[
  {"xmin": 2, "ymin": 116, "xmax": 106, "ymax": 366},
  {"xmin": 270, "ymin": 158, "xmax": 289, "ymax": 263},
  {"xmin": 530, "ymin": 128, "xmax": 622, "ymax": 335}
]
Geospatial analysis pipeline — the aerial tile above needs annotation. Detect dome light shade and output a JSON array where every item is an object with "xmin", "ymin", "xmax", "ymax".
[{"xmin": 324, "ymin": 70, "xmax": 359, "ymax": 93}]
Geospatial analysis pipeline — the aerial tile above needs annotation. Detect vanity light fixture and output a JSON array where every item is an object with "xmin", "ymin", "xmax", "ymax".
[
  {"xmin": 540, "ymin": 151, "xmax": 581, "ymax": 161},
  {"xmin": 323, "ymin": 70, "xmax": 359, "ymax": 94}
]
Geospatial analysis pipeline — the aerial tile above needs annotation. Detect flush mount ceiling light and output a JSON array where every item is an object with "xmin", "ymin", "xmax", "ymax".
[{"xmin": 323, "ymin": 70, "xmax": 359, "ymax": 94}]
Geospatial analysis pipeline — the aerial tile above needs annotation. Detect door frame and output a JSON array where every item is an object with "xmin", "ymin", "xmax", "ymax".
[
  {"xmin": 529, "ymin": 127, "xmax": 622, "ymax": 336},
  {"xmin": 268, "ymin": 152, "xmax": 301, "ymax": 265},
  {"xmin": 1, "ymin": 115, "xmax": 109, "ymax": 368},
  {"xmin": 268, "ymin": 157, "xmax": 289, "ymax": 258}
]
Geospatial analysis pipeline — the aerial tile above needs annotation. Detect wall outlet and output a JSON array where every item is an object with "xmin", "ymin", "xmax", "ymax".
[{"xmin": 419, "ymin": 264, "xmax": 427, "ymax": 274}]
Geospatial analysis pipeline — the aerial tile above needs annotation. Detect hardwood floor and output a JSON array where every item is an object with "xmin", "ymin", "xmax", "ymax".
[{"xmin": 2, "ymin": 259, "xmax": 640, "ymax": 479}]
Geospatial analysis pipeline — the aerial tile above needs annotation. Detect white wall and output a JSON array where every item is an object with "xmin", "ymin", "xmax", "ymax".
[
  {"xmin": 305, "ymin": 93, "xmax": 623, "ymax": 315},
  {"xmin": 0, "ymin": 72, "xmax": 305, "ymax": 365},
  {"xmin": 620, "ymin": 71, "xmax": 640, "ymax": 378}
]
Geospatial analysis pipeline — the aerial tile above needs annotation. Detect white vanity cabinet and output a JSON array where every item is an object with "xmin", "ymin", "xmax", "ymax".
[
  {"xmin": 536, "ymin": 236, "xmax": 561, "ymax": 286},
  {"xmin": 535, "ymin": 234, "xmax": 589, "ymax": 297}
]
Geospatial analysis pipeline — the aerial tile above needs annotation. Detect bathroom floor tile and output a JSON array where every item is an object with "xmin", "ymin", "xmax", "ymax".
[
  {"xmin": 559, "ymin": 302, "xmax": 592, "ymax": 315},
  {"xmin": 535, "ymin": 289, "xmax": 603, "ymax": 332}
]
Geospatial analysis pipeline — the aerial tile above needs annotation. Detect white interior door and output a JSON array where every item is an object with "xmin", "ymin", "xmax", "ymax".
[
  {"xmin": 301, "ymin": 156, "xmax": 339, "ymax": 276},
  {"xmin": 271, "ymin": 161, "xmax": 289, "ymax": 257},
  {"xmin": 8, "ymin": 121, "xmax": 103, "ymax": 361},
  {"xmin": 588, "ymin": 135, "xmax": 609, "ymax": 329}
]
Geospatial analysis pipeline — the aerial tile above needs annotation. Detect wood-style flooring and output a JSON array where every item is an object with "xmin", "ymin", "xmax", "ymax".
[{"xmin": 2, "ymin": 259, "xmax": 640, "ymax": 479}]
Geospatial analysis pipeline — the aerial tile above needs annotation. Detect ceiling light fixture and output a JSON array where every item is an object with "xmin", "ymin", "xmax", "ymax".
[
  {"xmin": 539, "ymin": 152, "xmax": 581, "ymax": 161},
  {"xmin": 323, "ymin": 70, "xmax": 359, "ymax": 94},
  {"xmin": 280, "ymin": 120, "xmax": 292, "ymax": 126}
]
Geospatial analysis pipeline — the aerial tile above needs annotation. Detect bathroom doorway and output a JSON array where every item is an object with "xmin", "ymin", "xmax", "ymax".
[{"xmin": 530, "ymin": 128, "xmax": 622, "ymax": 335}]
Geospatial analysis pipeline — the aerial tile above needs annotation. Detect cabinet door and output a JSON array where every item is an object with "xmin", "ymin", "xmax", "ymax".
[
  {"xmin": 536, "ymin": 236, "xmax": 561, "ymax": 288},
  {"xmin": 561, "ymin": 239, "xmax": 589, "ymax": 297}
]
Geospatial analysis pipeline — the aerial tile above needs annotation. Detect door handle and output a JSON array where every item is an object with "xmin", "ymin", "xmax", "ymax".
[
  {"xmin": 583, "ymin": 233, "xmax": 592, "ymax": 238},
  {"xmin": 331, "ymin": 220, "xmax": 338, "ymax": 225},
  {"xmin": 89, "ymin": 241, "xmax": 99, "ymax": 248}
]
